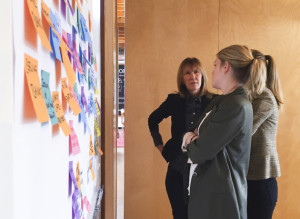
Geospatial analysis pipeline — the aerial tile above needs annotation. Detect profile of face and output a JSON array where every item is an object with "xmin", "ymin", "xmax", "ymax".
[
  {"xmin": 183, "ymin": 65, "xmax": 202, "ymax": 96},
  {"xmin": 212, "ymin": 58, "xmax": 225, "ymax": 90}
]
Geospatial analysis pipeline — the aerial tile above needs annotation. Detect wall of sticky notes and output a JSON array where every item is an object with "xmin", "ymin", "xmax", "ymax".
[{"xmin": 12, "ymin": 0, "xmax": 102, "ymax": 218}]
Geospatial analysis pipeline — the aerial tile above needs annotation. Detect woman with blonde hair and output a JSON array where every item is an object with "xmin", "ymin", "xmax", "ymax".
[
  {"xmin": 247, "ymin": 49, "xmax": 283, "ymax": 219},
  {"xmin": 148, "ymin": 57, "xmax": 213, "ymax": 219},
  {"xmin": 182, "ymin": 45, "xmax": 255, "ymax": 219}
]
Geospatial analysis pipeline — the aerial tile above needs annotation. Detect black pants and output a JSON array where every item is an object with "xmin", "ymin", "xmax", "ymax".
[
  {"xmin": 247, "ymin": 178, "xmax": 278, "ymax": 219},
  {"xmin": 165, "ymin": 165, "xmax": 188, "ymax": 219}
]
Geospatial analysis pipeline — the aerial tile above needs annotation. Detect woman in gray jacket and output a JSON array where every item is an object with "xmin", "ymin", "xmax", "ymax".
[
  {"xmin": 182, "ymin": 45, "xmax": 257, "ymax": 219},
  {"xmin": 246, "ymin": 50, "xmax": 284, "ymax": 219}
]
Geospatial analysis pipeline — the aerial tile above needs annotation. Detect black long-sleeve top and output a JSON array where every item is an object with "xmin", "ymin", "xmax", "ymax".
[{"xmin": 148, "ymin": 93, "xmax": 211, "ymax": 162}]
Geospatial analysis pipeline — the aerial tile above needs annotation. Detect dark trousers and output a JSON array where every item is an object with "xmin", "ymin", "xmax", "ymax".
[
  {"xmin": 247, "ymin": 178, "xmax": 278, "ymax": 219},
  {"xmin": 165, "ymin": 165, "xmax": 188, "ymax": 219}
]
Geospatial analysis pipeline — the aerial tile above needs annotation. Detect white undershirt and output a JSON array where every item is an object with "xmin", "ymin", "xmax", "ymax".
[{"xmin": 182, "ymin": 110, "xmax": 212, "ymax": 195}]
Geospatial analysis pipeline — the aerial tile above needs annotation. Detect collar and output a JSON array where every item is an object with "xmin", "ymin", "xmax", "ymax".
[{"xmin": 186, "ymin": 94, "xmax": 202, "ymax": 103}]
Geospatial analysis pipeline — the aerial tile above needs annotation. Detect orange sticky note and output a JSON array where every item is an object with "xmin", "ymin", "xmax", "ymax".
[
  {"xmin": 89, "ymin": 135, "xmax": 95, "ymax": 156},
  {"xmin": 52, "ymin": 92, "xmax": 71, "ymax": 136},
  {"xmin": 61, "ymin": 78, "xmax": 81, "ymax": 116},
  {"xmin": 96, "ymin": 139, "xmax": 103, "ymax": 156},
  {"xmin": 41, "ymin": 1, "xmax": 51, "ymax": 25},
  {"xmin": 94, "ymin": 56, "xmax": 97, "ymax": 72},
  {"xmin": 60, "ymin": 44, "xmax": 76, "ymax": 88},
  {"xmin": 24, "ymin": 54, "xmax": 49, "ymax": 123},
  {"xmin": 76, "ymin": 162, "xmax": 81, "ymax": 190},
  {"xmin": 75, "ymin": 0, "xmax": 82, "ymax": 12},
  {"xmin": 89, "ymin": 159, "xmax": 95, "ymax": 181},
  {"xmin": 26, "ymin": 0, "xmax": 52, "ymax": 52}
]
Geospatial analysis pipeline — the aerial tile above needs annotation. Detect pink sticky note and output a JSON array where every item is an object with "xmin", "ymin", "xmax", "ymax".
[
  {"xmin": 83, "ymin": 196, "xmax": 91, "ymax": 213},
  {"xmin": 69, "ymin": 120, "xmax": 80, "ymax": 155}
]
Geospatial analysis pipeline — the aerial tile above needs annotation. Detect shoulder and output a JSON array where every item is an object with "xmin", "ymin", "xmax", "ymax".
[
  {"xmin": 253, "ymin": 88, "xmax": 277, "ymax": 108},
  {"xmin": 166, "ymin": 93, "xmax": 184, "ymax": 103},
  {"xmin": 219, "ymin": 91, "xmax": 252, "ymax": 114}
]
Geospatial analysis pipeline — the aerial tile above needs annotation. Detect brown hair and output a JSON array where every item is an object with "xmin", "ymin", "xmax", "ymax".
[{"xmin": 177, "ymin": 57, "xmax": 209, "ymax": 97}]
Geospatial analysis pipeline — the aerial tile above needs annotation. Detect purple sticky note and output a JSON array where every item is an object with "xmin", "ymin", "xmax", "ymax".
[
  {"xmin": 69, "ymin": 161, "xmax": 78, "ymax": 191},
  {"xmin": 61, "ymin": 0, "xmax": 66, "ymax": 18},
  {"xmin": 81, "ymin": 87, "xmax": 88, "ymax": 113},
  {"xmin": 66, "ymin": 0, "xmax": 74, "ymax": 15}
]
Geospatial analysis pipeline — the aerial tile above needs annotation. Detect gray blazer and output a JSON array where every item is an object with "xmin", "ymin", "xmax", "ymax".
[
  {"xmin": 187, "ymin": 87, "xmax": 253, "ymax": 219},
  {"xmin": 247, "ymin": 88, "xmax": 281, "ymax": 180}
]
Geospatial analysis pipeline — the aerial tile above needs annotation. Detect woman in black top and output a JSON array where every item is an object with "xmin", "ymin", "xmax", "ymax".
[{"xmin": 148, "ymin": 57, "xmax": 213, "ymax": 219}]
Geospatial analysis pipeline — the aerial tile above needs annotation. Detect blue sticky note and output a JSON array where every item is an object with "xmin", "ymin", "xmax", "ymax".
[
  {"xmin": 79, "ymin": 45, "xmax": 91, "ymax": 67},
  {"xmin": 90, "ymin": 94, "xmax": 97, "ymax": 116},
  {"xmin": 78, "ymin": 92, "xmax": 90, "ymax": 133},
  {"xmin": 50, "ymin": 27, "xmax": 62, "ymax": 61},
  {"xmin": 50, "ymin": 10, "xmax": 62, "ymax": 35},
  {"xmin": 80, "ymin": 13, "xmax": 92, "ymax": 43},
  {"xmin": 41, "ymin": 70, "xmax": 59, "ymax": 125}
]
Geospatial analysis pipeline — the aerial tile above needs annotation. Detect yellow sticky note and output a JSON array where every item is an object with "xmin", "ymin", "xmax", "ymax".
[
  {"xmin": 89, "ymin": 159, "xmax": 95, "ymax": 181},
  {"xmin": 76, "ymin": 162, "xmax": 81, "ymax": 190},
  {"xmin": 96, "ymin": 140, "xmax": 103, "ymax": 156},
  {"xmin": 60, "ymin": 44, "xmax": 76, "ymax": 88},
  {"xmin": 89, "ymin": 135, "xmax": 95, "ymax": 156},
  {"xmin": 61, "ymin": 78, "xmax": 81, "ymax": 116},
  {"xmin": 52, "ymin": 92, "xmax": 71, "ymax": 136},
  {"xmin": 24, "ymin": 54, "xmax": 49, "ymax": 123},
  {"xmin": 26, "ymin": 0, "xmax": 52, "ymax": 52},
  {"xmin": 94, "ymin": 118, "xmax": 100, "ymax": 137},
  {"xmin": 94, "ymin": 100, "xmax": 100, "ymax": 116}
]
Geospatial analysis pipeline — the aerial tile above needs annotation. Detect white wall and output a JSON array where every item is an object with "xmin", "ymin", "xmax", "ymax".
[
  {"xmin": 0, "ymin": 1, "xmax": 13, "ymax": 218},
  {"xmin": 0, "ymin": 0, "xmax": 102, "ymax": 218}
]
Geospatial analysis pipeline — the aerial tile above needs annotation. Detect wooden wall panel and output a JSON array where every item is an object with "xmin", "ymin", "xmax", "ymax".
[
  {"xmin": 219, "ymin": 1, "xmax": 300, "ymax": 218},
  {"xmin": 125, "ymin": 0, "xmax": 219, "ymax": 218},
  {"xmin": 125, "ymin": 0, "xmax": 300, "ymax": 218}
]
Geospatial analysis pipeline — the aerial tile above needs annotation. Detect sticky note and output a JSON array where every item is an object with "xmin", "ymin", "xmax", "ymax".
[
  {"xmin": 95, "ymin": 139, "xmax": 103, "ymax": 155},
  {"xmin": 69, "ymin": 120, "xmax": 80, "ymax": 155},
  {"xmin": 81, "ymin": 87, "xmax": 88, "ymax": 113},
  {"xmin": 64, "ymin": 0, "xmax": 74, "ymax": 15},
  {"xmin": 69, "ymin": 161, "xmax": 78, "ymax": 191},
  {"xmin": 50, "ymin": 9, "xmax": 62, "ymax": 35},
  {"xmin": 73, "ymin": 43, "xmax": 83, "ymax": 74},
  {"xmin": 89, "ymin": 159, "xmax": 95, "ymax": 181},
  {"xmin": 50, "ymin": 27, "xmax": 62, "ymax": 61},
  {"xmin": 52, "ymin": 91, "xmax": 71, "ymax": 136},
  {"xmin": 79, "ymin": 13, "xmax": 92, "ymax": 43},
  {"xmin": 61, "ymin": 78, "xmax": 81, "ymax": 115},
  {"xmin": 60, "ymin": 43, "xmax": 76, "ymax": 88},
  {"xmin": 89, "ymin": 135, "xmax": 95, "ymax": 156},
  {"xmin": 41, "ymin": 70, "xmax": 58, "ymax": 125},
  {"xmin": 94, "ymin": 118, "xmax": 100, "ymax": 137},
  {"xmin": 76, "ymin": 162, "xmax": 81, "ymax": 190},
  {"xmin": 26, "ymin": 0, "xmax": 52, "ymax": 52},
  {"xmin": 75, "ymin": 0, "xmax": 82, "ymax": 12},
  {"xmin": 24, "ymin": 54, "xmax": 49, "ymax": 123}
]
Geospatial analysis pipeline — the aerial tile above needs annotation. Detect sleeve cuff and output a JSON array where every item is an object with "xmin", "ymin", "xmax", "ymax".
[{"xmin": 151, "ymin": 131, "xmax": 163, "ymax": 146}]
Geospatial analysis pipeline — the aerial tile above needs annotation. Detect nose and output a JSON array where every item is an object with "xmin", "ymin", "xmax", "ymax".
[{"xmin": 190, "ymin": 72, "xmax": 196, "ymax": 79}]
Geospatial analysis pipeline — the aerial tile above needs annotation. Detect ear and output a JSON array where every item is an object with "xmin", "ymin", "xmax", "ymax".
[{"xmin": 223, "ymin": 61, "xmax": 231, "ymax": 73}]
